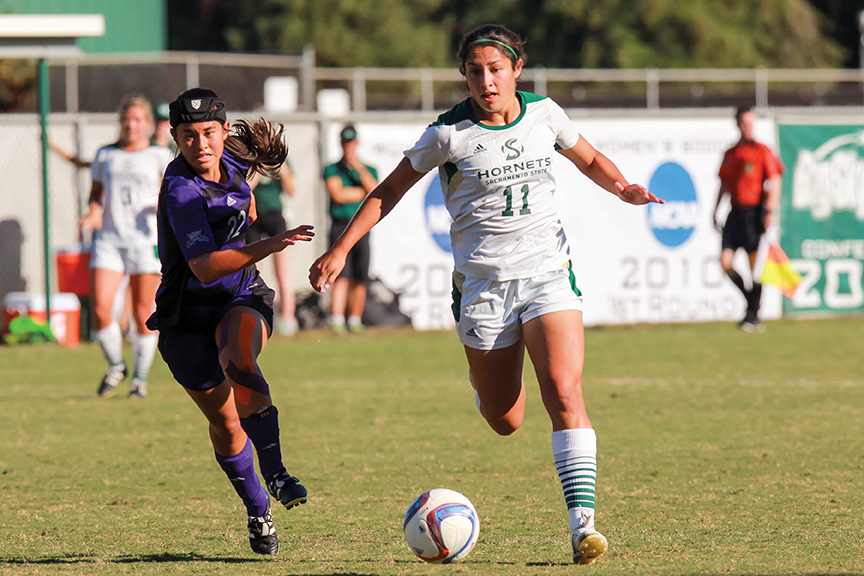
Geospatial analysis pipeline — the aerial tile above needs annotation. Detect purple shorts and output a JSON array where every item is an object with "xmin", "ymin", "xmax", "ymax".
[{"xmin": 158, "ymin": 289, "xmax": 273, "ymax": 391}]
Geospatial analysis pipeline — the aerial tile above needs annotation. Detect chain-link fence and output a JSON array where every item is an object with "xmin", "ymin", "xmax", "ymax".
[{"xmin": 20, "ymin": 51, "xmax": 864, "ymax": 115}]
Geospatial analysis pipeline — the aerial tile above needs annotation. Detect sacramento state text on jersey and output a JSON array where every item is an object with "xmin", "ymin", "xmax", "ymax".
[{"xmin": 478, "ymin": 156, "xmax": 553, "ymax": 186}]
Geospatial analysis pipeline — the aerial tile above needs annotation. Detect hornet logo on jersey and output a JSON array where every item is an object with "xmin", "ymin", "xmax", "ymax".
[
  {"xmin": 502, "ymin": 138, "xmax": 524, "ymax": 160},
  {"xmin": 186, "ymin": 230, "xmax": 209, "ymax": 248}
]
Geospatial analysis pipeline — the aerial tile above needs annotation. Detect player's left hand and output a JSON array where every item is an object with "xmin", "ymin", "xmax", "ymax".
[
  {"xmin": 615, "ymin": 182, "xmax": 664, "ymax": 205},
  {"xmin": 309, "ymin": 249, "xmax": 347, "ymax": 294},
  {"xmin": 283, "ymin": 225, "xmax": 315, "ymax": 245}
]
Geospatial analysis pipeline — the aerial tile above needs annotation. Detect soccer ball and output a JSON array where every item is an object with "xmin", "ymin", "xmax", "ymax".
[{"xmin": 403, "ymin": 488, "xmax": 480, "ymax": 563}]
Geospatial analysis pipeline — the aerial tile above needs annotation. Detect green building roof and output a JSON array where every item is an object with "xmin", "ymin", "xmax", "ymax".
[{"xmin": 0, "ymin": 0, "xmax": 165, "ymax": 53}]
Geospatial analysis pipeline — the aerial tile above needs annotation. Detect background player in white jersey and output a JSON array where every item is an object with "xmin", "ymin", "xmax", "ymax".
[
  {"xmin": 79, "ymin": 94, "xmax": 174, "ymax": 398},
  {"xmin": 310, "ymin": 24, "xmax": 663, "ymax": 564}
]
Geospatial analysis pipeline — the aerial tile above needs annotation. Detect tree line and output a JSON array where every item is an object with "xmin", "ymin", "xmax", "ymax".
[
  {"xmin": 1, "ymin": 1, "xmax": 860, "ymax": 111},
  {"xmin": 167, "ymin": 0, "xmax": 860, "ymax": 69}
]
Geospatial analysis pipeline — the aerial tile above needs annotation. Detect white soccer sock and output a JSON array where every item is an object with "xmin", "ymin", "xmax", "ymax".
[
  {"xmin": 552, "ymin": 428, "xmax": 598, "ymax": 533},
  {"xmin": 468, "ymin": 370, "xmax": 483, "ymax": 416},
  {"xmin": 131, "ymin": 331, "xmax": 158, "ymax": 380},
  {"xmin": 94, "ymin": 321, "xmax": 124, "ymax": 367}
]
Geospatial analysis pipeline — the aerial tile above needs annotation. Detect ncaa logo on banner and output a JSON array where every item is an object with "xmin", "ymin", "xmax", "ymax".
[
  {"xmin": 646, "ymin": 162, "xmax": 699, "ymax": 248},
  {"xmin": 424, "ymin": 178, "xmax": 452, "ymax": 253}
]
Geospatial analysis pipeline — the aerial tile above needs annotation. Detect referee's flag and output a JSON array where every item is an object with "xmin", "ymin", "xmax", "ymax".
[{"xmin": 760, "ymin": 243, "xmax": 801, "ymax": 298}]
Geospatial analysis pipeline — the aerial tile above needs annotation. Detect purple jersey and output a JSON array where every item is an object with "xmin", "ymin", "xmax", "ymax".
[{"xmin": 149, "ymin": 150, "xmax": 271, "ymax": 331}]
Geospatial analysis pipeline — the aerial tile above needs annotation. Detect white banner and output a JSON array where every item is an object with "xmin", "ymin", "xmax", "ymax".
[{"xmin": 337, "ymin": 115, "xmax": 781, "ymax": 329}]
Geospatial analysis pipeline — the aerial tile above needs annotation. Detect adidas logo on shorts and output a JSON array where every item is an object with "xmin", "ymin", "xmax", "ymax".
[{"xmin": 465, "ymin": 327, "xmax": 479, "ymax": 338}]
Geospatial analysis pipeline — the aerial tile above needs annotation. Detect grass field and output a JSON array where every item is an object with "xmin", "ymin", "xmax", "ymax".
[{"xmin": 1, "ymin": 317, "xmax": 863, "ymax": 575}]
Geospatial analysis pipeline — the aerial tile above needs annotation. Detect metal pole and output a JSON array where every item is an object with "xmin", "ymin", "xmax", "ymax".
[
  {"xmin": 65, "ymin": 60, "xmax": 78, "ymax": 113},
  {"xmin": 39, "ymin": 57, "xmax": 52, "ymax": 325},
  {"xmin": 859, "ymin": 11, "xmax": 864, "ymax": 70},
  {"xmin": 420, "ymin": 69, "xmax": 434, "ymax": 112},
  {"xmin": 755, "ymin": 69, "xmax": 769, "ymax": 109},
  {"xmin": 186, "ymin": 53, "xmax": 200, "ymax": 89},
  {"xmin": 646, "ymin": 68, "xmax": 659, "ymax": 109},
  {"xmin": 533, "ymin": 67, "xmax": 548, "ymax": 97},
  {"xmin": 859, "ymin": 11, "xmax": 864, "ymax": 103},
  {"xmin": 301, "ymin": 44, "xmax": 315, "ymax": 111},
  {"xmin": 352, "ymin": 68, "xmax": 366, "ymax": 112}
]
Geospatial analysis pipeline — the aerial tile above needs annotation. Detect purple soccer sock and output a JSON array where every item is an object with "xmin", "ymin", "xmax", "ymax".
[
  {"xmin": 214, "ymin": 438, "xmax": 269, "ymax": 517},
  {"xmin": 240, "ymin": 405, "xmax": 286, "ymax": 480}
]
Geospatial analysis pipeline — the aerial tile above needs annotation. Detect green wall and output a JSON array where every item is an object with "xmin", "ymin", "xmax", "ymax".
[{"xmin": 0, "ymin": 0, "xmax": 166, "ymax": 53}]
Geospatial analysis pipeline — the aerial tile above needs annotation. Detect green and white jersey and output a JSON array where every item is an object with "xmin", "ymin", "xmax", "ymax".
[
  {"xmin": 91, "ymin": 143, "xmax": 174, "ymax": 247},
  {"xmin": 405, "ymin": 91, "xmax": 580, "ymax": 280}
]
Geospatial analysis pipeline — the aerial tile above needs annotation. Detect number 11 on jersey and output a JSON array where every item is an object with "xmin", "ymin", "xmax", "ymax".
[{"xmin": 502, "ymin": 184, "xmax": 531, "ymax": 217}]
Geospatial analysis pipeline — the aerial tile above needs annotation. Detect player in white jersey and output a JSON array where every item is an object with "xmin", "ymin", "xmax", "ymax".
[
  {"xmin": 406, "ymin": 89, "xmax": 578, "ymax": 281},
  {"xmin": 309, "ymin": 24, "xmax": 663, "ymax": 565},
  {"xmin": 79, "ymin": 94, "xmax": 174, "ymax": 398}
]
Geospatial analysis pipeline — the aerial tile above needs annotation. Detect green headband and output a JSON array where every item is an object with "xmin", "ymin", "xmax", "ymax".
[{"xmin": 470, "ymin": 38, "xmax": 518, "ymax": 60}]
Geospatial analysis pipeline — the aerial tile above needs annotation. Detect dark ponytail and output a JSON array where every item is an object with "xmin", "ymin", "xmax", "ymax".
[{"xmin": 224, "ymin": 118, "xmax": 288, "ymax": 177}]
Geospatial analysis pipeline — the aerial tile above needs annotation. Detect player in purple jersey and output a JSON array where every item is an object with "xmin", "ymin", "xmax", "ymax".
[{"xmin": 146, "ymin": 88, "xmax": 314, "ymax": 555}]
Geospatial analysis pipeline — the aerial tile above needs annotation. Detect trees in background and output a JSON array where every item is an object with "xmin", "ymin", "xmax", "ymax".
[
  {"xmin": 167, "ymin": 0, "xmax": 850, "ymax": 69},
  {"xmin": 0, "ymin": 1, "xmax": 858, "ymax": 112}
]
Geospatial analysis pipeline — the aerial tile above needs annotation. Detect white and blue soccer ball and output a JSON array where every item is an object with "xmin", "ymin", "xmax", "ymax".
[{"xmin": 403, "ymin": 488, "xmax": 480, "ymax": 563}]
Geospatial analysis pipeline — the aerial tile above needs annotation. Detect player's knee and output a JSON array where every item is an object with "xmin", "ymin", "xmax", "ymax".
[
  {"xmin": 544, "ymin": 377, "xmax": 584, "ymax": 415},
  {"xmin": 210, "ymin": 415, "xmax": 244, "ymax": 443},
  {"xmin": 217, "ymin": 342, "xmax": 252, "ymax": 373},
  {"xmin": 92, "ymin": 305, "xmax": 115, "ymax": 328},
  {"xmin": 487, "ymin": 413, "xmax": 522, "ymax": 436},
  {"xmin": 224, "ymin": 360, "xmax": 270, "ymax": 397}
]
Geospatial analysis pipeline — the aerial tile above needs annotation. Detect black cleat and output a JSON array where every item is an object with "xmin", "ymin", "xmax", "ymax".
[
  {"xmin": 247, "ymin": 502, "xmax": 279, "ymax": 555},
  {"xmin": 266, "ymin": 470, "xmax": 308, "ymax": 510}
]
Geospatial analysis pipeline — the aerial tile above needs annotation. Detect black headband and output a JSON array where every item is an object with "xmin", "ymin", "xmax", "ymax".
[{"xmin": 169, "ymin": 89, "xmax": 227, "ymax": 128}]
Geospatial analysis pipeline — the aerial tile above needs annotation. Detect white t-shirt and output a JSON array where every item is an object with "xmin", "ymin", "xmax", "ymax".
[
  {"xmin": 405, "ymin": 92, "xmax": 580, "ymax": 280},
  {"xmin": 91, "ymin": 143, "xmax": 174, "ymax": 247}
]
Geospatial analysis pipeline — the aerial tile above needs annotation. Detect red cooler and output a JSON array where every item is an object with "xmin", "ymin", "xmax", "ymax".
[{"xmin": 56, "ymin": 249, "xmax": 91, "ymax": 297}]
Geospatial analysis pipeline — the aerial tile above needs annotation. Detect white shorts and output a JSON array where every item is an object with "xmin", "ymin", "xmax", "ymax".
[
  {"xmin": 453, "ymin": 263, "xmax": 583, "ymax": 350},
  {"xmin": 90, "ymin": 238, "xmax": 161, "ymax": 275}
]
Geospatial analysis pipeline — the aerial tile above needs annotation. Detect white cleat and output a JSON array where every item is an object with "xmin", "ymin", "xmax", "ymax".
[
  {"xmin": 571, "ymin": 528, "xmax": 608, "ymax": 565},
  {"xmin": 97, "ymin": 363, "xmax": 127, "ymax": 397},
  {"xmin": 128, "ymin": 377, "xmax": 148, "ymax": 398}
]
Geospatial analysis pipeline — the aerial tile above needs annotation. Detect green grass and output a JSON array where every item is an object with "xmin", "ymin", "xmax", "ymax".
[{"xmin": 1, "ymin": 317, "xmax": 863, "ymax": 575}]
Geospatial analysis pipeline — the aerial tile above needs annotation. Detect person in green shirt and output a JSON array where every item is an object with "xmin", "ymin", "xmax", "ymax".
[
  {"xmin": 152, "ymin": 102, "xmax": 177, "ymax": 152},
  {"xmin": 322, "ymin": 125, "xmax": 378, "ymax": 333}
]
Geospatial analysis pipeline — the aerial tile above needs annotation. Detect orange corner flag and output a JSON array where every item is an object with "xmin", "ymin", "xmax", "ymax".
[{"xmin": 760, "ymin": 243, "xmax": 802, "ymax": 298}]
